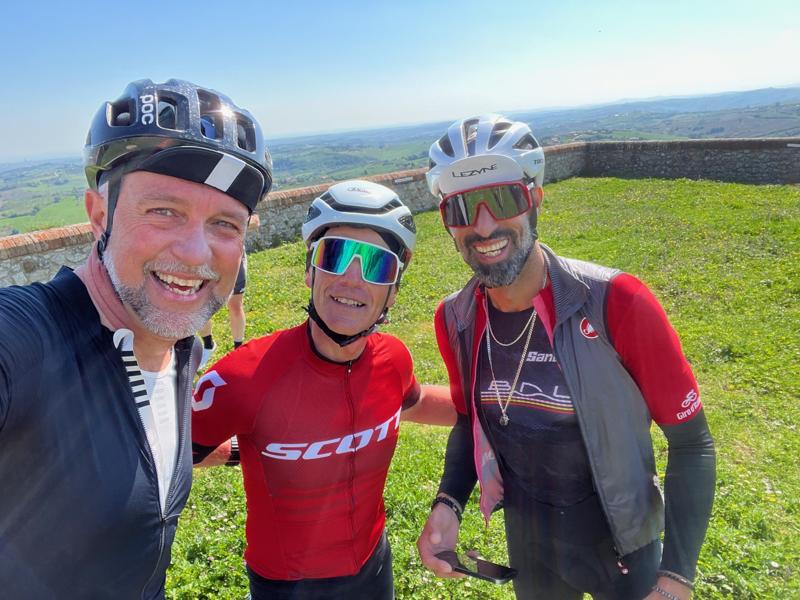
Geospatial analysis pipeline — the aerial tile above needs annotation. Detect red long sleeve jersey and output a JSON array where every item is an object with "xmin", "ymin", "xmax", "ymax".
[{"xmin": 192, "ymin": 323, "xmax": 419, "ymax": 580}]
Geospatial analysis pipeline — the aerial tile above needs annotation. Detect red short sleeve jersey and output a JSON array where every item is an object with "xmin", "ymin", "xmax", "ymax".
[{"xmin": 192, "ymin": 322, "xmax": 418, "ymax": 580}]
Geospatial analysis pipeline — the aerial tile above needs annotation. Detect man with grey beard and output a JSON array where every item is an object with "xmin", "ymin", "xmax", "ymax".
[
  {"xmin": 417, "ymin": 115, "xmax": 715, "ymax": 600},
  {"xmin": 0, "ymin": 79, "xmax": 272, "ymax": 600}
]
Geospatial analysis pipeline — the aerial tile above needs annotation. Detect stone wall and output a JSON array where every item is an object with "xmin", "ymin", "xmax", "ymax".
[
  {"xmin": 584, "ymin": 138, "xmax": 800, "ymax": 184},
  {"xmin": 2, "ymin": 138, "xmax": 798, "ymax": 286},
  {"xmin": 0, "ymin": 224, "xmax": 95, "ymax": 286},
  {"xmin": 250, "ymin": 168, "xmax": 433, "ymax": 250},
  {"xmin": 542, "ymin": 143, "xmax": 587, "ymax": 183}
]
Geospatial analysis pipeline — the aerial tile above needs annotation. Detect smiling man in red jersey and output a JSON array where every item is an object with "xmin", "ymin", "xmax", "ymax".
[
  {"xmin": 416, "ymin": 115, "xmax": 716, "ymax": 600},
  {"xmin": 0, "ymin": 79, "xmax": 272, "ymax": 599},
  {"xmin": 192, "ymin": 180, "xmax": 455, "ymax": 600}
]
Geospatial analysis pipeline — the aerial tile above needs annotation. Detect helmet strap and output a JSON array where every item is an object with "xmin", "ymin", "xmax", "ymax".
[{"xmin": 97, "ymin": 168, "xmax": 125, "ymax": 259}]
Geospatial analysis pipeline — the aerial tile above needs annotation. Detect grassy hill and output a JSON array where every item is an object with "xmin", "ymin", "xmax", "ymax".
[{"xmin": 169, "ymin": 177, "xmax": 800, "ymax": 599}]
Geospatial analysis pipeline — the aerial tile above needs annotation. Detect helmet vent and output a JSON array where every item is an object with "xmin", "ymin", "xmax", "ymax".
[
  {"xmin": 236, "ymin": 115, "xmax": 256, "ymax": 151},
  {"xmin": 304, "ymin": 204, "xmax": 322, "ymax": 223},
  {"xmin": 488, "ymin": 122, "xmax": 512, "ymax": 149},
  {"xmin": 438, "ymin": 134, "xmax": 454, "ymax": 158},
  {"xmin": 514, "ymin": 133, "xmax": 539, "ymax": 150},
  {"xmin": 157, "ymin": 98, "xmax": 178, "ymax": 130},
  {"xmin": 108, "ymin": 99, "xmax": 133, "ymax": 127},
  {"xmin": 399, "ymin": 214, "xmax": 416, "ymax": 234},
  {"xmin": 463, "ymin": 119, "xmax": 479, "ymax": 155},
  {"xmin": 198, "ymin": 90, "xmax": 222, "ymax": 140}
]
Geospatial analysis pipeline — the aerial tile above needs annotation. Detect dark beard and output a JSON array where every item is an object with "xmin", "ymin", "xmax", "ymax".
[{"xmin": 462, "ymin": 226, "xmax": 535, "ymax": 288}]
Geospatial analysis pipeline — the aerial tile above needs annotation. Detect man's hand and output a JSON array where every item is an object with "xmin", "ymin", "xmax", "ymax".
[
  {"xmin": 416, "ymin": 501, "xmax": 464, "ymax": 578},
  {"xmin": 193, "ymin": 439, "xmax": 233, "ymax": 467}
]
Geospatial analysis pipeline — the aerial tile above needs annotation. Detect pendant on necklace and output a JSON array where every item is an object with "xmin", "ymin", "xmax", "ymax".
[{"xmin": 500, "ymin": 413, "xmax": 509, "ymax": 426}]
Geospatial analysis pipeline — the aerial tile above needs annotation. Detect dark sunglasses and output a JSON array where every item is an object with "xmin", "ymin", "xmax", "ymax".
[
  {"xmin": 310, "ymin": 236, "xmax": 403, "ymax": 285},
  {"xmin": 440, "ymin": 182, "xmax": 533, "ymax": 228}
]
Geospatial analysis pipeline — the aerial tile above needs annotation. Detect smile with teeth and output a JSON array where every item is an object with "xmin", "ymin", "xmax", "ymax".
[
  {"xmin": 474, "ymin": 239, "xmax": 508, "ymax": 257},
  {"xmin": 153, "ymin": 271, "xmax": 205, "ymax": 296},
  {"xmin": 332, "ymin": 295, "xmax": 365, "ymax": 308}
]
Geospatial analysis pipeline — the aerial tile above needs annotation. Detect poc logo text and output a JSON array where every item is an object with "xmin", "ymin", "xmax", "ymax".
[{"xmin": 140, "ymin": 94, "xmax": 156, "ymax": 125}]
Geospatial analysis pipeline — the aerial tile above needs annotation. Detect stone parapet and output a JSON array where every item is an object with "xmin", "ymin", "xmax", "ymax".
[
  {"xmin": 2, "ymin": 138, "xmax": 798, "ymax": 286},
  {"xmin": 584, "ymin": 138, "xmax": 800, "ymax": 184}
]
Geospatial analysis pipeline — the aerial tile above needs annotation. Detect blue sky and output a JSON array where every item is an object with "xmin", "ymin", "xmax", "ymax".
[{"xmin": 0, "ymin": 0, "xmax": 797, "ymax": 161}]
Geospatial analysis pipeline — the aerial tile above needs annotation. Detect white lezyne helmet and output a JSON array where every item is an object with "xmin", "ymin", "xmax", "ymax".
[
  {"xmin": 301, "ymin": 180, "xmax": 417, "ymax": 347},
  {"xmin": 302, "ymin": 179, "xmax": 416, "ymax": 266},
  {"xmin": 426, "ymin": 114, "xmax": 545, "ymax": 197}
]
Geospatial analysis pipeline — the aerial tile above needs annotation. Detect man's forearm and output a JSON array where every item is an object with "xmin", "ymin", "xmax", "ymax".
[
  {"xmin": 438, "ymin": 413, "xmax": 478, "ymax": 508},
  {"xmin": 403, "ymin": 384, "xmax": 456, "ymax": 426},
  {"xmin": 192, "ymin": 437, "xmax": 240, "ymax": 468},
  {"xmin": 660, "ymin": 410, "xmax": 716, "ymax": 581}
]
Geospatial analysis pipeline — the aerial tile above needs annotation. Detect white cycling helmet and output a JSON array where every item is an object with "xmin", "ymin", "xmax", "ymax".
[
  {"xmin": 301, "ymin": 180, "xmax": 416, "ymax": 262},
  {"xmin": 426, "ymin": 114, "xmax": 545, "ymax": 197}
]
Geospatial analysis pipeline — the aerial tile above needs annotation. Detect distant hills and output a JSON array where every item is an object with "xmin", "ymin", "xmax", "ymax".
[{"xmin": 2, "ymin": 86, "xmax": 799, "ymax": 236}]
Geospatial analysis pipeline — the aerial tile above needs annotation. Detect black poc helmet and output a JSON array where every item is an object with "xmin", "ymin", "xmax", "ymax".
[{"xmin": 84, "ymin": 79, "xmax": 273, "ymax": 251}]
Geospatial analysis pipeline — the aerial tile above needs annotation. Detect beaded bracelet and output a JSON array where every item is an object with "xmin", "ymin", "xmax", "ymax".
[
  {"xmin": 431, "ymin": 496, "xmax": 463, "ymax": 523},
  {"xmin": 657, "ymin": 570, "xmax": 694, "ymax": 590},
  {"xmin": 652, "ymin": 584, "xmax": 682, "ymax": 600}
]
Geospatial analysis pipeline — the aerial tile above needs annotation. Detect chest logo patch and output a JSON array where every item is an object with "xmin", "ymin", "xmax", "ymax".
[
  {"xmin": 192, "ymin": 370, "xmax": 227, "ymax": 411},
  {"xmin": 579, "ymin": 317, "xmax": 599, "ymax": 339}
]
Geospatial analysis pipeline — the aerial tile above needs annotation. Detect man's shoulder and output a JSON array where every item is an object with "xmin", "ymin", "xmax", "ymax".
[
  {"xmin": 207, "ymin": 324, "xmax": 301, "ymax": 379},
  {"xmin": 371, "ymin": 331, "xmax": 412, "ymax": 358},
  {"xmin": 545, "ymin": 248, "xmax": 622, "ymax": 285},
  {"xmin": 0, "ymin": 271, "xmax": 88, "ymax": 338}
]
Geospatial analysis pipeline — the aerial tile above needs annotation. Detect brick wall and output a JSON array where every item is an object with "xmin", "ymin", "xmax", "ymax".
[{"xmin": 2, "ymin": 138, "xmax": 798, "ymax": 286}]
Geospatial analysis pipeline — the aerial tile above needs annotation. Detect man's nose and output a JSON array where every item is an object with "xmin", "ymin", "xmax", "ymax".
[
  {"xmin": 171, "ymin": 222, "xmax": 213, "ymax": 266},
  {"xmin": 471, "ymin": 204, "xmax": 498, "ymax": 238},
  {"xmin": 341, "ymin": 257, "xmax": 365, "ymax": 283}
]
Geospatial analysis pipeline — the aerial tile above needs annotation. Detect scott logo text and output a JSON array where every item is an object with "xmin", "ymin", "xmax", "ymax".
[{"xmin": 262, "ymin": 408, "xmax": 401, "ymax": 461}]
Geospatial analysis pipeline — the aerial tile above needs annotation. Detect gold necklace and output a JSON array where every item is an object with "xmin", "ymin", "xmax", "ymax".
[
  {"xmin": 486, "ymin": 307, "xmax": 535, "ymax": 347},
  {"xmin": 485, "ymin": 307, "xmax": 537, "ymax": 426}
]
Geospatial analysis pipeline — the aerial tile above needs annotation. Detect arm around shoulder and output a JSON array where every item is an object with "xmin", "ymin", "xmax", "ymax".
[{"xmin": 402, "ymin": 384, "xmax": 456, "ymax": 426}]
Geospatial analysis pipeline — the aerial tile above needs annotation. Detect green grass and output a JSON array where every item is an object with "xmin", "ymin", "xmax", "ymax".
[{"xmin": 168, "ymin": 177, "xmax": 800, "ymax": 599}]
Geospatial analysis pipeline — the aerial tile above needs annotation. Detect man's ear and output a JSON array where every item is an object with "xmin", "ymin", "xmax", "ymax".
[
  {"xmin": 532, "ymin": 186, "xmax": 544, "ymax": 211},
  {"xmin": 385, "ymin": 285, "xmax": 398, "ymax": 310},
  {"xmin": 85, "ymin": 188, "xmax": 108, "ymax": 241},
  {"xmin": 305, "ymin": 267, "xmax": 312, "ymax": 289}
]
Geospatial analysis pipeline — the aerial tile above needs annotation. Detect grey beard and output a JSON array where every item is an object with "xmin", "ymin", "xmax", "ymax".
[
  {"xmin": 103, "ymin": 247, "xmax": 224, "ymax": 340},
  {"xmin": 464, "ymin": 225, "xmax": 535, "ymax": 288}
]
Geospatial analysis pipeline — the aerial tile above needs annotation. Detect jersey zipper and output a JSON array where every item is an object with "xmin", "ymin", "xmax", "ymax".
[
  {"xmin": 344, "ymin": 360, "xmax": 358, "ymax": 572},
  {"xmin": 116, "ymin": 333, "xmax": 173, "ymax": 596}
]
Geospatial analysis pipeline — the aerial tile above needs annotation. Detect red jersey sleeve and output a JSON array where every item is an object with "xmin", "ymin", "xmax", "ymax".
[
  {"xmin": 385, "ymin": 335, "xmax": 421, "ymax": 410},
  {"xmin": 606, "ymin": 273, "xmax": 701, "ymax": 425},
  {"xmin": 434, "ymin": 301, "xmax": 468, "ymax": 415},
  {"xmin": 191, "ymin": 341, "xmax": 266, "ymax": 446}
]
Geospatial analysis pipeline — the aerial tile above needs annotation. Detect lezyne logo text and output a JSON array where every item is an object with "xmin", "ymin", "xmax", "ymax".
[
  {"xmin": 451, "ymin": 164, "xmax": 497, "ymax": 178},
  {"xmin": 262, "ymin": 407, "xmax": 401, "ymax": 461}
]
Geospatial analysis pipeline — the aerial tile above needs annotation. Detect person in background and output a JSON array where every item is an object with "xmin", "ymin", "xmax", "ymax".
[{"xmin": 198, "ymin": 253, "xmax": 248, "ymax": 368}]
